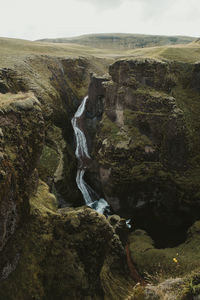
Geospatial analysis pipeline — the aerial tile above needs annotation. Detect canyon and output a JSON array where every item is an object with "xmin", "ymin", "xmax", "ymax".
[{"xmin": 0, "ymin": 36, "xmax": 200, "ymax": 299}]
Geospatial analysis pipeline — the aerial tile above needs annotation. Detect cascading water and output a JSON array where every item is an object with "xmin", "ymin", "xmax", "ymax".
[
  {"xmin": 71, "ymin": 96, "xmax": 91, "ymax": 161},
  {"xmin": 71, "ymin": 96, "xmax": 111, "ymax": 215}
]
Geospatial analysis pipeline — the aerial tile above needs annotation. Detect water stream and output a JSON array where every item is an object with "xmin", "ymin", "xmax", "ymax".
[{"xmin": 71, "ymin": 96, "xmax": 111, "ymax": 215}]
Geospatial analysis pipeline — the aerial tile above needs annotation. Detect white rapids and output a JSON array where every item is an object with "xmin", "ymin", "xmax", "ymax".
[
  {"xmin": 76, "ymin": 169, "xmax": 92, "ymax": 204},
  {"xmin": 71, "ymin": 96, "xmax": 110, "ymax": 214},
  {"xmin": 71, "ymin": 96, "xmax": 91, "ymax": 160}
]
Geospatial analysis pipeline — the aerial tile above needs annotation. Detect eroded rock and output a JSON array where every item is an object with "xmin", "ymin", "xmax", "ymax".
[
  {"xmin": 0, "ymin": 180, "xmax": 132, "ymax": 300},
  {"xmin": 0, "ymin": 92, "xmax": 44, "ymax": 255},
  {"xmin": 89, "ymin": 59, "xmax": 200, "ymax": 235}
]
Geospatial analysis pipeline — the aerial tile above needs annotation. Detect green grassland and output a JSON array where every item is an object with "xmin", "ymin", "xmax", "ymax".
[
  {"xmin": 0, "ymin": 36, "xmax": 200, "ymax": 71},
  {"xmin": 37, "ymin": 33, "xmax": 196, "ymax": 50}
]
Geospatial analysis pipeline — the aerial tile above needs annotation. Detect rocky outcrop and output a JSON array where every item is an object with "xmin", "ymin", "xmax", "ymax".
[
  {"xmin": 85, "ymin": 73, "xmax": 110, "ymax": 151},
  {"xmin": 88, "ymin": 58, "xmax": 200, "ymax": 242},
  {"xmin": 0, "ymin": 92, "xmax": 44, "ymax": 254},
  {"xmin": 109, "ymin": 59, "xmax": 175, "ymax": 91},
  {"xmin": 191, "ymin": 61, "xmax": 200, "ymax": 92},
  {"xmin": 87, "ymin": 73, "xmax": 110, "ymax": 118},
  {"xmin": 0, "ymin": 180, "xmax": 132, "ymax": 300},
  {"xmin": 0, "ymin": 91, "xmax": 45, "ymax": 291},
  {"xmin": 126, "ymin": 278, "xmax": 184, "ymax": 300}
]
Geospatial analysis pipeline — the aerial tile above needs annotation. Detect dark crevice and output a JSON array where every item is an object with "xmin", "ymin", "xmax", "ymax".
[{"xmin": 131, "ymin": 213, "xmax": 194, "ymax": 248}]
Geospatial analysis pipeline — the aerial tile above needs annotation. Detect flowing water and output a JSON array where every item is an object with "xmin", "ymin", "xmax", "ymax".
[{"xmin": 71, "ymin": 96, "xmax": 110, "ymax": 215}]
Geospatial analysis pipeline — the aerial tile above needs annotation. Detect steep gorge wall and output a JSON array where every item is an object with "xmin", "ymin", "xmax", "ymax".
[
  {"xmin": 87, "ymin": 59, "xmax": 200, "ymax": 241},
  {"xmin": 0, "ymin": 56, "xmax": 91, "ymax": 285},
  {"xmin": 0, "ymin": 55, "xmax": 93, "ymax": 206},
  {"xmin": 0, "ymin": 56, "xmax": 134, "ymax": 299},
  {"xmin": 0, "ymin": 92, "xmax": 44, "ymax": 254}
]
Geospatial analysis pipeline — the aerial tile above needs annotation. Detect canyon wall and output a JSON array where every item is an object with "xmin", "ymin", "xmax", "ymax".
[
  {"xmin": 0, "ymin": 55, "xmax": 133, "ymax": 299},
  {"xmin": 87, "ymin": 59, "xmax": 200, "ymax": 243}
]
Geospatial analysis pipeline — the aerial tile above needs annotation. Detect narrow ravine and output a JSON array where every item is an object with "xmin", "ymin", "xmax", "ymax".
[{"xmin": 71, "ymin": 96, "xmax": 110, "ymax": 215}]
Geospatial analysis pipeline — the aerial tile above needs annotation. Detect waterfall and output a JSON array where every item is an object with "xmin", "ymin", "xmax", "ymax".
[
  {"xmin": 71, "ymin": 95, "xmax": 132, "ymax": 227},
  {"xmin": 71, "ymin": 96, "xmax": 90, "ymax": 161},
  {"xmin": 71, "ymin": 96, "xmax": 110, "ymax": 215}
]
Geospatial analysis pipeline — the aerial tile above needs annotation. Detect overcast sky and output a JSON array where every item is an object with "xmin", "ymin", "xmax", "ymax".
[{"xmin": 0, "ymin": 0, "xmax": 199, "ymax": 40}]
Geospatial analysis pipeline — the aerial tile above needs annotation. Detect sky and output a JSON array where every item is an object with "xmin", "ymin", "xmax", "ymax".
[{"xmin": 0, "ymin": 0, "xmax": 199, "ymax": 40}]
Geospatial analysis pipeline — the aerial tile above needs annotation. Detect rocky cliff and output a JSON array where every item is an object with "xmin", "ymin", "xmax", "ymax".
[
  {"xmin": 0, "ymin": 56, "xmax": 134, "ymax": 299},
  {"xmin": 87, "ymin": 59, "xmax": 200, "ymax": 246},
  {"xmin": 0, "ymin": 55, "xmax": 94, "ymax": 206},
  {"xmin": 0, "ymin": 92, "xmax": 44, "ymax": 254},
  {"xmin": 84, "ymin": 58, "xmax": 200, "ymax": 299}
]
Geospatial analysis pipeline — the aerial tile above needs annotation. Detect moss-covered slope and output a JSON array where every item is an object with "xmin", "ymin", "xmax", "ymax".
[
  {"xmin": 0, "ymin": 92, "xmax": 44, "ymax": 253},
  {"xmin": 0, "ymin": 179, "xmax": 132, "ymax": 300}
]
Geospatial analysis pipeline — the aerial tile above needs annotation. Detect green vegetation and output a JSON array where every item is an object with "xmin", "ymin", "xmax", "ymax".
[
  {"xmin": 98, "ymin": 114, "xmax": 120, "ymax": 141},
  {"xmin": 179, "ymin": 271, "xmax": 200, "ymax": 299},
  {"xmin": 160, "ymin": 46, "xmax": 200, "ymax": 63},
  {"xmin": 1, "ymin": 36, "xmax": 200, "ymax": 72},
  {"xmin": 0, "ymin": 180, "xmax": 131, "ymax": 300}
]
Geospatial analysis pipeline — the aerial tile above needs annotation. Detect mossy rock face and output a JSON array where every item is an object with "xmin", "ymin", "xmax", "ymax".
[
  {"xmin": 0, "ymin": 92, "xmax": 44, "ymax": 256},
  {"xmin": 89, "ymin": 59, "xmax": 200, "ymax": 230},
  {"xmin": 109, "ymin": 59, "xmax": 175, "ymax": 92},
  {"xmin": 0, "ymin": 180, "xmax": 132, "ymax": 300},
  {"xmin": 36, "ymin": 124, "xmax": 81, "ymax": 206},
  {"xmin": 0, "ymin": 65, "xmax": 133, "ymax": 299},
  {"xmin": 0, "ymin": 55, "xmax": 97, "ymax": 206},
  {"xmin": 38, "ymin": 144, "xmax": 60, "ymax": 183}
]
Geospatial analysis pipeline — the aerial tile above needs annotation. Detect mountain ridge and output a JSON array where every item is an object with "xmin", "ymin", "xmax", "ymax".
[{"xmin": 37, "ymin": 33, "xmax": 197, "ymax": 50}]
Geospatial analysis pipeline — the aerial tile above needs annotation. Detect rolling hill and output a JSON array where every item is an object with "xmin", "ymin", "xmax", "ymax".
[{"xmin": 37, "ymin": 33, "xmax": 196, "ymax": 50}]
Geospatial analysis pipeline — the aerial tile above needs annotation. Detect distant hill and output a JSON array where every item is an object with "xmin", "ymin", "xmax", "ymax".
[{"xmin": 37, "ymin": 33, "xmax": 196, "ymax": 50}]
